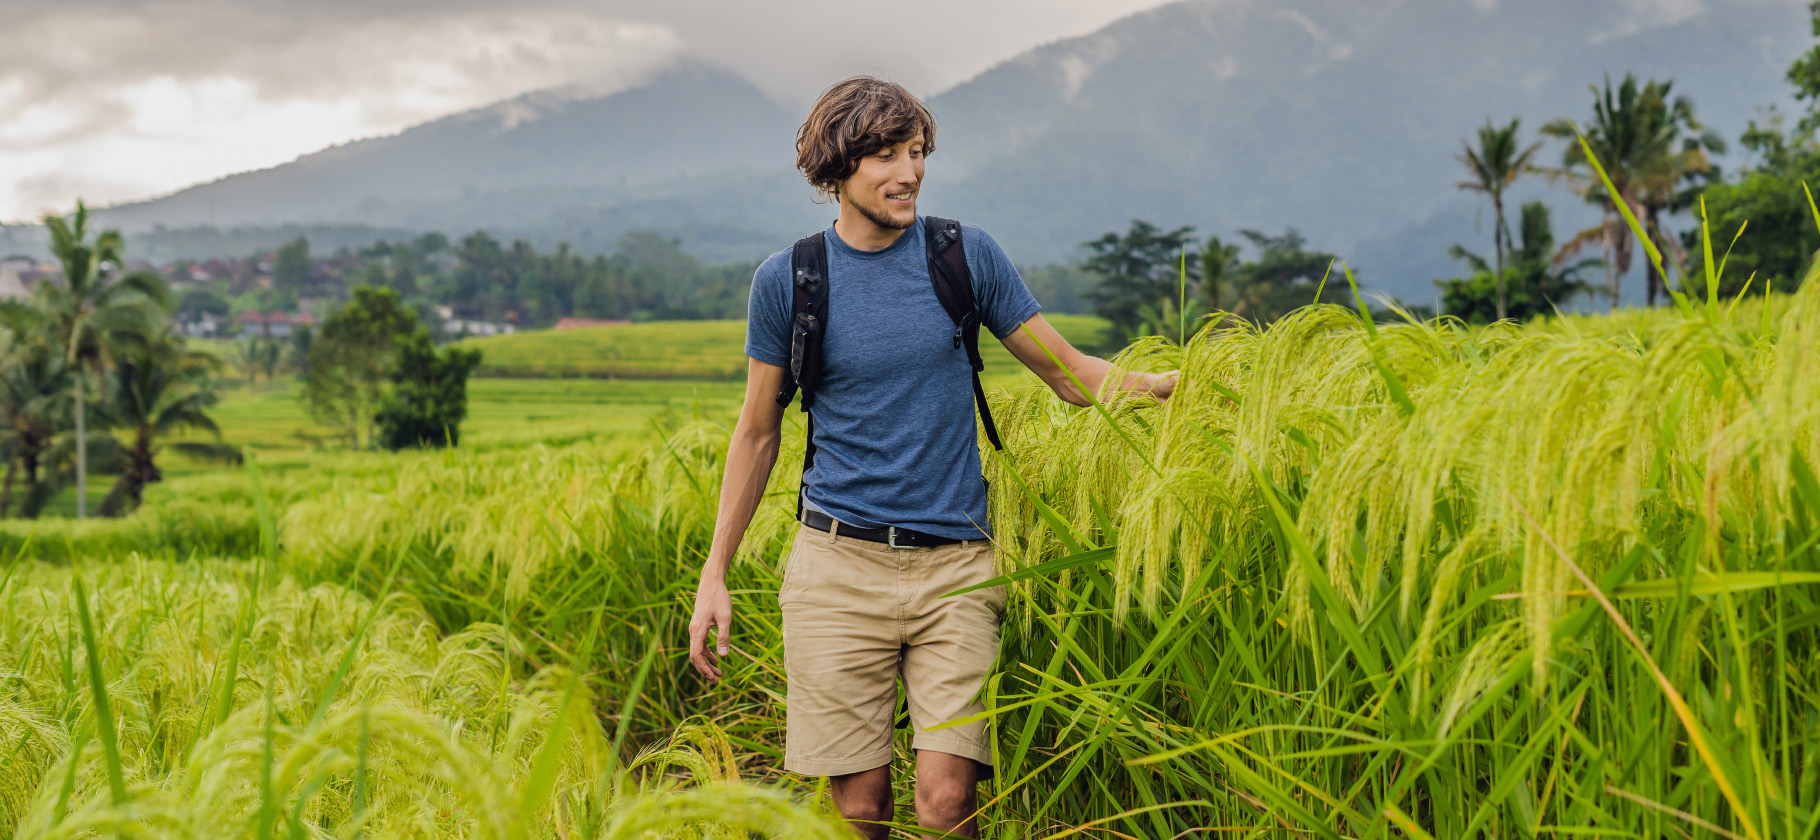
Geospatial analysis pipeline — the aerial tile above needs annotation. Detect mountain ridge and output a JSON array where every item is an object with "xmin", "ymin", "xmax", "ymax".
[{"xmin": 94, "ymin": 0, "xmax": 1811, "ymax": 302}]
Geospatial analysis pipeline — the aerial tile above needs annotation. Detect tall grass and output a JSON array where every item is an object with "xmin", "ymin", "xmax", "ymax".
[
  {"xmin": 248, "ymin": 280, "xmax": 1818, "ymax": 836},
  {"xmin": 0, "ymin": 560, "xmax": 844, "ymax": 837},
  {"xmin": 4, "ymin": 275, "xmax": 1814, "ymax": 834}
]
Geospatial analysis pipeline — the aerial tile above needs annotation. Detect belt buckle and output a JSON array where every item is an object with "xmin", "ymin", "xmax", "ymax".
[{"xmin": 887, "ymin": 526, "xmax": 902, "ymax": 549}]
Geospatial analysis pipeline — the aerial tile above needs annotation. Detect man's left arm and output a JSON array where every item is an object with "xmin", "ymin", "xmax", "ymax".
[{"xmin": 1000, "ymin": 314, "xmax": 1176, "ymax": 407}]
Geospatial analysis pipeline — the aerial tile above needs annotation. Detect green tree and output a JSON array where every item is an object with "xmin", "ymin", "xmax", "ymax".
[
  {"xmin": 175, "ymin": 287, "xmax": 229, "ymax": 323},
  {"xmin": 39, "ymin": 202, "xmax": 168, "ymax": 518},
  {"xmin": 303, "ymin": 286, "xmax": 417, "ymax": 448},
  {"xmin": 1457, "ymin": 118, "xmax": 1543, "ymax": 321},
  {"xmin": 1200, "ymin": 235, "xmax": 1242, "ymax": 314},
  {"xmin": 1683, "ymin": 10, "xmax": 1820, "ymax": 295},
  {"xmin": 92, "ymin": 327, "xmax": 239, "ymax": 515},
  {"xmin": 0, "ymin": 313, "xmax": 70, "ymax": 518},
  {"xmin": 274, "ymin": 237, "xmax": 310, "ymax": 290},
  {"xmin": 1440, "ymin": 202, "xmax": 1597, "ymax": 323},
  {"xmin": 1786, "ymin": 1, "xmax": 1820, "ymax": 132},
  {"xmin": 1542, "ymin": 74, "xmax": 1717, "ymax": 308},
  {"xmin": 1082, "ymin": 220, "xmax": 1200, "ymax": 344},
  {"xmin": 375, "ymin": 328, "xmax": 482, "ymax": 450},
  {"xmin": 234, "ymin": 338, "xmax": 281, "ymax": 389},
  {"xmin": 1226, "ymin": 229, "xmax": 1348, "ymax": 325}
]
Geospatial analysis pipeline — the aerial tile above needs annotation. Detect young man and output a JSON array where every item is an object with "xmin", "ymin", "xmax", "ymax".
[{"xmin": 687, "ymin": 76, "xmax": 1175, "ymax": 837}]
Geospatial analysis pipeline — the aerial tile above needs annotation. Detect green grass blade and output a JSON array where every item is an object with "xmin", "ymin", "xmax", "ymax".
[{"xmin": 71, "ymin": 574, "xmax": 128, "ymax": 809}]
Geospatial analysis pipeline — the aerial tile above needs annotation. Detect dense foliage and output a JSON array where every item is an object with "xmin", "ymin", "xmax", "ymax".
[
  {"xmin": 375, "ymin": 329, "xmax": 482, "ymax": 449},
  {"xmin": 0, "ymin": 204, "xmax": 229, "ymax": 519}
]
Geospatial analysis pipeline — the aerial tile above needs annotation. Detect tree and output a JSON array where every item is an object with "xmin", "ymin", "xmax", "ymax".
[
  {"xmin": 175, "ymin": 287, "xmax": 229, "ymax": 323},
  {"xmin": 39, "ymin": 202, "xmax": 168, "ymax": 518},
  {"xmin": 1082, "ymin": 220, "xmax": 1200, "ymax": 344},
  {"xmin": 1542, "ymin": 75, "xmax": 1718, "ymax": 308},
  {"xmin": 1440, "ymin": 202, "xmax": 1597, "ymax": 323},
  {"xmin": 0, "ymin": 312, "xmax": 71, "ymax": 518},
  {"xmin": 1786, "ymin": 1, "xmax": 1820, "ymax": 133},
  {"xmin": 1225, "ymin": 229, "xmax": 1348, "ymax": 325},
  {"xmin": 303, "ymin": 286, "xmax": 417, "ymax": 448},
  {"xmin": 93, "ymin": 327, "xmax": 239, "ymax": 515},
  {"xmin": 375, "ymin": 328, "xmax": 482, "ymax": 449},
  {"xmin": 1683, "ymin": 15, "xmax": 1820, "ymax": 295},
  {"xmin": 1200, "ymin": 235, "xmax": 1242, "ymax": 314},
  {"xmin": 274, "ymin": 237, "xmax": 310, "ymax": 291},
  {"xmin": 234, "ymin": 338, "xmax": 281, "ymax": 389},
  {"xmin": 1457, "ymin": 118, "xmax": 1543, "ymax": 321}
]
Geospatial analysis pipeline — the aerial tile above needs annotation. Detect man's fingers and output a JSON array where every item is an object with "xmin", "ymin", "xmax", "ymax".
[{"xmin": 715, "ymin": 611, "xmax": 732, "ymax": 656}]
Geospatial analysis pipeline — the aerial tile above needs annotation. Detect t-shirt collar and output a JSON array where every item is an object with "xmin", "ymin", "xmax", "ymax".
[{"xmin": 825, "ymin": 216, "xmax": 922, "ymax": 261}]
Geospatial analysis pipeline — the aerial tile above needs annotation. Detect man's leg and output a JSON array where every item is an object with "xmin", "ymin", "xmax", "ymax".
[
  {"xmin": 914, "ymin": 749, "xmax": 982, "ymax": 837},
  {"xmin": 830, "ymin": 765, "xmax": 895, "ymax": 839}
]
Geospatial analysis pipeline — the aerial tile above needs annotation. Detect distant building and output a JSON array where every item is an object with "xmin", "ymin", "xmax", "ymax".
[
  {"xmin": 551, "ymin": 317, "xmax": 631, "ymax": 330},
  {"xmin": 235, "ymin": 310, "xmax": 317, "ymax": 339},
  {"xmin": 441, "ymin": 318, "xmax": 515, "ymax": 338},
  {"xmin": 433, "ymin": 304, "xmax": 517, "ymax": 338},
  {"xmin": 177, "ymin": 312, "xmax": 225, "ymax": 338}
]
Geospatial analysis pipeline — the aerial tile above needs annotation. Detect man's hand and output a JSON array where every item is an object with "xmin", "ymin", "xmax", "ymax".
[
  {"xmin": 1141, "ymin": 370, "xmax": 1180, "ymax": 402},
  {"xmin": 688, "ymin": 575, "xmax": 734, "ymax": 683}
]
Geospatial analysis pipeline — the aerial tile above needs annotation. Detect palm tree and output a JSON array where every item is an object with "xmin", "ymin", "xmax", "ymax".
[
  {"xmin": 1542, "ymin": 75, "xmax": 1715, "ymax": 309},
  {"xmin": 93, "ymin": 326, "xmax": 240, "ymax": 515},
  {"xmin": 0, "ymin": 313, "xmax": 71, "ymax": 517},
  {"xmin": 1632, "ymin": 98, "xmax": 1725, "ymax": 306},
  {"xmin": 40, "ymin": 202, "xmax": 168, "ymax": 518},
  {"xmin": 1457, "ymin": 118, "xmax": 1543, "ymax": 321}
]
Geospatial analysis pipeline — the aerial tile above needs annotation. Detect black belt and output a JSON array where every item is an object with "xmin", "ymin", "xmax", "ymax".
[{"xmin": 800, "ymin": 508, "xmax": 966, "ymax": 549}]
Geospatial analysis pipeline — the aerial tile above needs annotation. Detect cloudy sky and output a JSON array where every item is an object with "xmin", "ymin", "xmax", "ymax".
[{"xmin": 0, "ymin": 0, "xmax": 1179, "ymax": 222}]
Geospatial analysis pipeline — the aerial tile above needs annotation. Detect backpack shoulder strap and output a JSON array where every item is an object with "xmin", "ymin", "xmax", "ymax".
[
  {"xmin": 922, "ymin": 217, "xmax": 1003, "ymax": 452},
  {"xmin": 777, "ymin": 231, "xmax": 828, "ymax": 519},
  {"xmin": 775, "ymin": 231, "xmax": 828, "ymax": 410}
]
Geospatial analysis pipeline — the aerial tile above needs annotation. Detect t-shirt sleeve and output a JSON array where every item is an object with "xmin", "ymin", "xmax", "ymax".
[
  {"xmin": 963, "ymin": 225, "xmax": 1043, "ymax": 339},
  {"xmin": 744, "ymin": 251, "xmax": 793, "ymax": 368}
]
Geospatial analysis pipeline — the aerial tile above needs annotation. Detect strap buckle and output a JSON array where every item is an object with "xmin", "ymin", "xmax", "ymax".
[{"xmin": 887, "ymin": 526, "xmax": 902, "ymax": 549}]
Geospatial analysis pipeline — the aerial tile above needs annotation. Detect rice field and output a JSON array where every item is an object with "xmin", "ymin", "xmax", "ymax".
[
  {"xmin": 455, "ymin": 314, "xmax": 1108, "ymax": 381},
  {"xmin": 1, "ymin": 280, "xmax": 1816, "ymax": 837}
]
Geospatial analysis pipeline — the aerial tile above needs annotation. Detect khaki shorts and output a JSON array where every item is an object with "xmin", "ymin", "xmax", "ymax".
[{"xmin": 778, "ymin": 526, "xmax": 1006, "ymax": 777}]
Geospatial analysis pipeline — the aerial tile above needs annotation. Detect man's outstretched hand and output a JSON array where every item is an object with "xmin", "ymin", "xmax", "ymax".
[{"xmin": 688, "ymin": 576, "xmax": 733, "ymax": 683}]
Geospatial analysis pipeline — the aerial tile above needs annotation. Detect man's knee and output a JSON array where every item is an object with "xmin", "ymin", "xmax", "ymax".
[
  {"xmin": 838, "ymin": 796, "xmax": 894, "ymax": 826},
  {"xmin": 914, "ymin": 775, "xmax": 977, "ymax": 825},
  {"xmin": 831, "ymin": 767, "xmax": 895, "ymax": 826}
]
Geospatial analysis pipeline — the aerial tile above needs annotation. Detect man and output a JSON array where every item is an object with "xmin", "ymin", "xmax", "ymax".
[{"xmin": 687, "ymin": 76, "xmax": 1175, "ymax": 837}]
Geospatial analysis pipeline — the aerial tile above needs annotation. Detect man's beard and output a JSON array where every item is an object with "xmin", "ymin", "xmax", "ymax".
[{"xmin": 855, "ymin": 195, "xmax": 915, "ymax": 231}]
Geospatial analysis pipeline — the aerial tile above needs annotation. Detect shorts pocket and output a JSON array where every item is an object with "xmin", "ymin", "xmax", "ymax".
[{"xmin": 778, "ymin": 531, "xmax": 808, "ymax": 601}]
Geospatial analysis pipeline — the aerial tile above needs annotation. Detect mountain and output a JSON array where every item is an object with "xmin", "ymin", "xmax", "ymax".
[
  {"xmin": 98, "ymin": 59, "xmax": 813, "ymax": 233},
  {"xmin": 922, "ymin": 0, "xmax": 1807, "ymax": 302},
  {"xmin": 99, "ymin": 0, "xmax": 1810, "ymax": 301}
]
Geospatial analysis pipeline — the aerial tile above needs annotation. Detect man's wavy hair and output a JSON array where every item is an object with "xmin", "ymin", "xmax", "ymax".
[{"xmin": 796, "ymin": 76, "xmax": 936, "ymax": 202}]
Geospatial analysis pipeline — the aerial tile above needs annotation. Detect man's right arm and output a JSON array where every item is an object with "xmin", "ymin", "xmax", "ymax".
[{"xmin": 688, "ymin": 357, "xmax": 789, "ymax": 684}]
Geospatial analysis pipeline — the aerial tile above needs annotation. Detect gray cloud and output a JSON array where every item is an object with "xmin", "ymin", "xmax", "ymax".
[
  {"xmin": 0, "ymin": 0, "xmax": 1770, "ymax": 219},
  {"xmin": 0, "ymin": 0, "xmax": 1186, "ymax": 217}
]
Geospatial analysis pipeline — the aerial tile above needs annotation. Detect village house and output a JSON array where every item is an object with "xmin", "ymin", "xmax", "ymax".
[
  {"xmin": 432, "ymin": 304, "xmax": 515, "ymax": 338},
  {"xmin": 235, "ymin": 310, "xmax": 317, "ymax": 340}
]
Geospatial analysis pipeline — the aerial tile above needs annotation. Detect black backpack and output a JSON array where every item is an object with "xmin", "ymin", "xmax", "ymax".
[{"xmin": 773, "ymin": 216, "xmax": 1003, "ymax": 516}]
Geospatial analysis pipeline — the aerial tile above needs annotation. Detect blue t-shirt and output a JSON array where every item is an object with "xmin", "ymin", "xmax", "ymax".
[{"xmin": 745, "ymin": 217, "xmax": 1041, "ymax": 540}]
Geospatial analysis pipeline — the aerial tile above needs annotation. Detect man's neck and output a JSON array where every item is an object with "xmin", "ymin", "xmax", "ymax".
[{"xmin": 834, "ymin": 202, "xmax": 913, "ymax": 252}]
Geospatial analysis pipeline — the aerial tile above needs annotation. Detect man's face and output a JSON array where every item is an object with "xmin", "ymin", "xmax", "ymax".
[{"xmin": 839, "ymin": 134, "xmax": 925, "ymax": 232}]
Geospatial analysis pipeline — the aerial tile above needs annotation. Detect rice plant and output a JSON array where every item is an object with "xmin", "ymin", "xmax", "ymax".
[{"xmin": 4, "ymin": 208, "xmax": 1815, "ymax": 835}]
